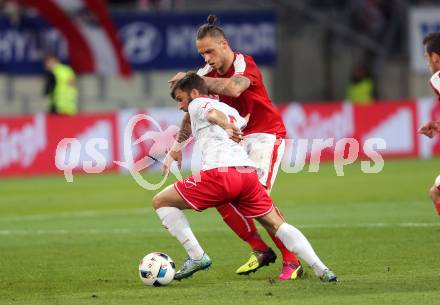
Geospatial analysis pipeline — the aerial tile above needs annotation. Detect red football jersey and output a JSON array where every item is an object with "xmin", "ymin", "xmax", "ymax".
[{"xmin": 197, "ymin": 52, "xmax": 286, "ymax": 138}]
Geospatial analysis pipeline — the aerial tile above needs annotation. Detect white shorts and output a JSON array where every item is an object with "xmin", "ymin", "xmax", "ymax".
[{"xmin": 241, "ymin": 133, "xmax": 285, "ymax": 191}]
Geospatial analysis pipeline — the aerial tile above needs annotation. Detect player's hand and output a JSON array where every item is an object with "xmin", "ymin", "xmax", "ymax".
[
  {"xmin": 418, "ymin": 121, "xmax": 440, "ymax": 138},
  {"xmin": 227, "ymin": 113, "xmax": 250, "ymax": 142},
  {"xmin": 226, "ymin": 123, "xmax": 244, "ymax": 143},
  {"xmin": 168, "ymin": 72, "xmax": 186, "ymax": 88},
  {"xmin": 161, "ymin": 150, "xmax": 182, "ymax": 176}
]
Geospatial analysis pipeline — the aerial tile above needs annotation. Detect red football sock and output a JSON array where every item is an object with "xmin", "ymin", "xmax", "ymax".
[
  {"xmin": 268, "ymin": 231, "xmax": 299, "ymax": 265},
  {"xmin": 216, "ymin": 203, "xmax": 269, "ymax": 252},
  {"xmin": 245, "ymin": 232, "xmax": 271, "ymax": 252},
  {"xmin": 270, "ymin": 206, "xmax": 300, "ymax": 265},
  {"xmin": 436, "ymin": 203, "xmax": 440, "ymax": 215}
]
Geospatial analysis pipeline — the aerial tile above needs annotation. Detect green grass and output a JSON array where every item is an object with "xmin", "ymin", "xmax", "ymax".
[{"xmin": 1, "ymin": 158, "xmax": 440, "ymax": 305}]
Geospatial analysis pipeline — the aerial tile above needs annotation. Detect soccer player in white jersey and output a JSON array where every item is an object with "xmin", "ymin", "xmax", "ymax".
[
  {"xmin": 418, "ymin": 32, "xmax": 440, "ymax": 216},
  {"xmin": 153, "ymin": 72, "xmax": 337, "ymax": 282},
  {"xmin": 165, "ymin": 15, "xmax": 302, "ymax": 280}
]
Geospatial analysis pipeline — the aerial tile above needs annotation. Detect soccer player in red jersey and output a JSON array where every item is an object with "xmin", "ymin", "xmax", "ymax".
[
  {"xmin": 165, "ymin": 15, "xmax": 302, "ymax": 280},
  {"xmin": 154, "ymin": 72, "xmax": 336, "ymax": 282},
  {"xmin": 418, "ymin": 32, "xmax": 440, "ymax": 216}
]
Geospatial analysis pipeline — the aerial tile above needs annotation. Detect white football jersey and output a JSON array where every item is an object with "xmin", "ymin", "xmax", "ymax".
[
  {"xmin": 188, "ymin": 96, "xmax": 255, "ymax": 170},
  {"xmin": 430, "ymin": 71, "xmax": 440, "ymax": 101}
]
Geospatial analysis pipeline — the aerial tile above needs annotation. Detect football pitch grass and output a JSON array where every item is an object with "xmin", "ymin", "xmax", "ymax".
[{"xmin": 1, "ymin": 158, "xmax": 440, "ymax": 305}]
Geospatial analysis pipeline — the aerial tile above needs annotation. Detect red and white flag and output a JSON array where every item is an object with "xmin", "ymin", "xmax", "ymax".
[{"xmin": 19, "ymin": 0, "xmax": 131, "ymax": 76}]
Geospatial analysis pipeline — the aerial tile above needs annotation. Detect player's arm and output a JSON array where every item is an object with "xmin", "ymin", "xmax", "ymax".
[
  {"xmin": 161, "ymin": 113, "xmax": 192, "ymax": 176},
  {"xmin": 206, "ymin": 109, "xmax": 244, "ymax": 142},
  {"xmin": 176, "ymin": 112, "xmax": 192, "ymax": 143},
  {"xmin": 202, "ymin": 75, "xmax": 251, "ymax": 98}
]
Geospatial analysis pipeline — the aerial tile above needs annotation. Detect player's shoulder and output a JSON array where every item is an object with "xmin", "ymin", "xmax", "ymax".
[
  {"xmin": 233, "ymin": 52, "xmax": 258, "ymax": 75},
  {"xmin": 234, "ymin": 51, "xmax": 255, "ymax": 61},
  {"xmin": 189, "ymin": 96, "xmax": 216, "ymax": 111}
]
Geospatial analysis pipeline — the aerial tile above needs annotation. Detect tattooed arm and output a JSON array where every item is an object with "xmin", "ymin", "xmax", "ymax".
[
  {"xmin": 161, "ymin": 113, "xmax": 192, "ymax": 176},
  {"xmin": 202, "ymin": 75, "xmax": 251, "ymax": 98}
]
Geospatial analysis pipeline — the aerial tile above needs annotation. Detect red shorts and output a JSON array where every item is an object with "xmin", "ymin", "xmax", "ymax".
[{"xmin": 174, "ymin": 167, "xmax": 274, "ymax": 218}]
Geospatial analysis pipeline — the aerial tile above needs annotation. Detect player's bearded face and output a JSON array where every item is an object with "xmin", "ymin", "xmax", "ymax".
[
  {"xmin": 196, "ymin": 36, "xmax": 227, "ymax": 71},
  {"xmin": 174, "ymin": 89, "xmax": 191, "ymax": 112}
]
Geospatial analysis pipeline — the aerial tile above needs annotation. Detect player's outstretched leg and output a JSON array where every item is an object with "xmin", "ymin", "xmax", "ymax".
[
  {"xmin": 268, "ymin": 206, "xmax": 303, "ymax": 280},
  {"xmin": 257, "ymin": 210, "xmax": 337, "ymax": 283},
  {"xmin": 429, "ymin": 183, "xmax": 440, "ymax": 215},
  {"xmin": 153, "ymin": 185, "xmax": 212, "ymax": 281},
  {"xmin": 274, "ymin": 223, "xmax": 337, "ymax": 282},
  {"xmin": 216, "ymin": 203, "xmax": 277, "ymax": 275}
]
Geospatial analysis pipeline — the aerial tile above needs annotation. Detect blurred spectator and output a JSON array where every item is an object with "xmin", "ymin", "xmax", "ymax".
[
  {"xmin": 348, "ymin": 0, "xmax": 386, "ymax": 40},
  {"xmin": 346, "ymin": 64, "xmax": 375, "ymax": 105},
  {"xmin": 43, "ymin": 54, "xmax": 78, "ymax": 115},
  {"xmin": 1, "ymin": 0, "xmax": 21, "ymax": 25}
]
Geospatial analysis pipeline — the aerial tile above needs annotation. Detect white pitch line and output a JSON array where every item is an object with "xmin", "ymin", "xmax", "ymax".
[
  {"xmin": 0, "ymin": 200, "xmax": 426, "ymax": 222},
  {"xmin": 300, "ymin": 222, "xmax": 440, "ymax": 228},
  {"xmin": 0, "ymin": 222, "xmax": 439, "ymax": 236}
]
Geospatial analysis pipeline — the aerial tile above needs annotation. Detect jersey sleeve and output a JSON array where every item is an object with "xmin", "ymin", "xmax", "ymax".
[{"xmin": 233, "ymin": 53, "xmax": 259, "ymax": 86}]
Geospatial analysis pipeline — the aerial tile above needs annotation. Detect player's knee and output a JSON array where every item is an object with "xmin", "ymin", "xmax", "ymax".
[
  {"xmin": 265, "ymin": 223, "xmax": 279, "ymax": 235},
  {"xmin": 257, "ymin": 217, "xmax": 279, "ymax": 235},
  {"xmin": 152, "ymin": 193, "xmax": 164, "ymax": 210},
  {"xmin": 429, "ymin": 185, "xmax": 440, "ymax": 202}
]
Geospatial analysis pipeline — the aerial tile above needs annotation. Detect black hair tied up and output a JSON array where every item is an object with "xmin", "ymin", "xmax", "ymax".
[
  {"xmin": 196, "ymin": 14, "xmax": 225, "ymax": 40},
  {"xmin": 207, "ymin": 14, "xmax": 217, "ymax": 25}
]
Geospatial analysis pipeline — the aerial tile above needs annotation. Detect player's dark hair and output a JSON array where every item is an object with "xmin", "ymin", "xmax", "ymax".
[
  {"xmin": 171, "ymin": 72, "xmax": 208, "ymax": 99},
  {"xmin": 196, "ymin": 14, "xmax": 226, "ymax": 40},
  {"xmin": 43, "ymin": 52, "xmax": 58, "ymax": 62},
  {"xmin": 423, "ymin": 32, "xmax": 440, "ymax": 55}
]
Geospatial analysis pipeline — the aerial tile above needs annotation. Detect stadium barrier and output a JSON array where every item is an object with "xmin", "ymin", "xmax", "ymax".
[{"xmin": 0, "ymin": 98, "xmax": 439, "ymax": 177}]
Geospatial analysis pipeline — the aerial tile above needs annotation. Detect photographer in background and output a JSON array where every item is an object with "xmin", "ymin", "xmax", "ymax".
[{"xmin": 43, "ymin": 54, "xmax": 78, "ymax": 115}]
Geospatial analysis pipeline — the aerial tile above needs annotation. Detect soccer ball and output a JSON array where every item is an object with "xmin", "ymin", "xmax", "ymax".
[{"xmin": 138, "ymin": 252, "xmax": 176, "ymax": 286}]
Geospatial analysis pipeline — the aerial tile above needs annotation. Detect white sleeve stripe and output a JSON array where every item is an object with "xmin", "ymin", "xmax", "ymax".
[
  {"xmin": 197, "ymin": 64, "xmax": 213, "ymax": 76},
  {"xmin": 233, "ymin": 53, "xmax": 246, "ymax": 74},
  {"xmin": 430, "ymin": 71, "xmax": 440, "ymax": 92}
]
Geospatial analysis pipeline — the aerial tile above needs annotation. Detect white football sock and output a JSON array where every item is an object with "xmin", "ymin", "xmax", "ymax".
[
  {"xmin": 156, "ymin": 207, "xmax": 204, "ymax": 260},
  {"xmin": 275, "ymin": 222, "xmax": 328, "ymax": 277}
]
